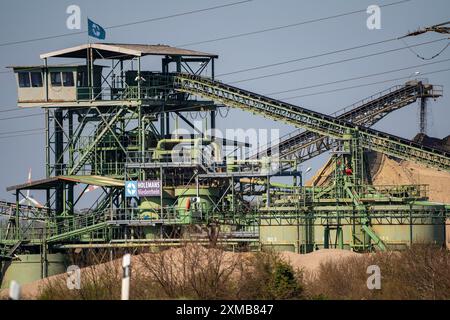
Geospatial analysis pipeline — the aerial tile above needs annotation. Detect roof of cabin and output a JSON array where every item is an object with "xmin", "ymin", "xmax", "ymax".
[
  {"xmin": 6, "ymin": 175, "xmax": 124, "ymax": 191},
  {"xmin": 40, "ymin": 43, "xmax": 218, "ymax": 60},
  {"xmin": 7, "ymin": 64, "xmax": 106, "ymax": 71}
]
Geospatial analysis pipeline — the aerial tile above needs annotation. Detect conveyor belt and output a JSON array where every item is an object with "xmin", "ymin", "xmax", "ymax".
[
  {"xmin": 174, "ymin": 74, "xmax": 450, "ymax": 172},
  {"xmin": 252, "ymin": 81, "xmax": 442, "ymax": 163}
]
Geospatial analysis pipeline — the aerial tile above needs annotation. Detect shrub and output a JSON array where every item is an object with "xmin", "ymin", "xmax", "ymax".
[
  {"xmin": 37, "ymin": 244, "xmax": 306, "ymax": 300},
  {"xmin": 304, "ymin": 245, "xmax": 450, "ymax": 300}
]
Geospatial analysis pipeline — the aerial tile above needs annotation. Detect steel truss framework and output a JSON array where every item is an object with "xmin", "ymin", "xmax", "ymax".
[
  {"xmin": 254, "ymin": 81, "xmax": 442, "ymax": 166},
  {"xmin": 2, "ymin": 55, "xmax": 450, "ymax": 284},
  {"xmin": 174, "ymin": 74, "xmax": 450, "ymax": 171}
]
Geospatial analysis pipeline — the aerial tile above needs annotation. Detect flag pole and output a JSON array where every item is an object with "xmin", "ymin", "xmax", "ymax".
[{"xmin": 86, "ymin": 16, "xmax": 92, "ymax": 100}]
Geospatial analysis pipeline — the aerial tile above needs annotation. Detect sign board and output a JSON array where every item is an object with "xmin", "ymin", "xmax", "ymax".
[
  {"xmin": 137, "ymin": 180, "xmax": 161, "ymax": 197},
  {"xmin": 125, "ymin": 181, "xmax": 138, "ymax": 198}
]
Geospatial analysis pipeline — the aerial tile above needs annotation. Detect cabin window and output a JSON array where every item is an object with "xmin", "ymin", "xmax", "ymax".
[
  {"xmin": 77, "ymin": 71, "xmax": 87, "ymax": 87},
  {"xmin": 18, "ymin": 72, "xmax": 31, "ymax": 88},
  {"xmin": 30, "ymin": 72, "xmax": 43, "ymax": 87},
  {"xmin": 62, "ymin": 72, "xmax": 74, "ymax": 87},
  {"xmin": 51, "ymin": 72, "xmax": 75, "ymax": 87},
  {"xmin": 51, "ymin": 72, "xmax": 62, "ymax": 86}
]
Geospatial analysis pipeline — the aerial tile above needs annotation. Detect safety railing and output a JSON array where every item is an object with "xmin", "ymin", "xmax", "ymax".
[
  {"xmin": 126, "ymin": 150, "xmax": 297, "ymax": 176},
  {"xmin": 126, "ymin": 150, "xmax": 218, "ymax": 169},
  {"xmin": 0, "ymin": 220, "xmax": 54, "ymax": 242},
  {"xmin": 364, "ymin": 184, "xmax": 429, "ymax": 199},
  {"xmin": 0, "ymin": 201, "xmax": 54, "ymax": 219},
  {"xmin": 247, "ymin": 82, "xmax": 443, "ymax": 161},
  {"xmin": 76, "ymin": 83, "xmax": 175, "ymax": 101},
  {"xmin": 65, "ymin": 163, "xmax": 126, "ymax": 176}
]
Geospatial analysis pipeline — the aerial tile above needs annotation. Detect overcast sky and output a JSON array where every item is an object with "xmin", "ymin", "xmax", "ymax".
[{"xmin": 0, "ymin": 0, "xmax": 449, "ymax": 204}]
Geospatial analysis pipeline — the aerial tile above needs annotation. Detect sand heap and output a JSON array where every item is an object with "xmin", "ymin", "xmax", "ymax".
[
  {"xmin": 0, "ymin": 247, "xmax": 359, "ymax": 300},
  {"xmin": 372, "ymin": 133, "xmax": 450, "ymax": 203},
  {"xmin": 280, "ymin": 249, "xmax": 358, "ymax": 272},
  {"xmin": 371, "ymin": 154, "xmax": 450, "ymax": 203},
  {"xmin": 307, "ymin": 134, "xmax": 450, "ymax": 203},
  {"xmin": 370, "ymin": 133, "xmax": 450, "ymax": 203}
]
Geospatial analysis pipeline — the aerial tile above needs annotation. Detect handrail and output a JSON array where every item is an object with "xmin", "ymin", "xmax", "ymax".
[
  {"xmin": 174, "ymin": 74, "xmax": 450, "ymax": 172},
  {"xmin": 249, "ymin": 81, "xmax": 442, "ymax": 161}
]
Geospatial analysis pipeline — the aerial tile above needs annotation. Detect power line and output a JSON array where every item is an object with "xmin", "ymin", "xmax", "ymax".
[
  {"xmin": 0, "ymin": 0, "xmax": 412, "ymax": 80},
  {"xmin": 0, "ymin": 59, "xmax": 448, "ymax": 119},
  {"xmin": 0, "ymin": 132, "xmax": 44, "ymax": 140},
  {"xmin": 279, "ymin": 68, "xmax": 450, "ymax": 100},
  {"xmin": 0, "ymin": 0, "xmax": 254, "ymax": 48},
  {"xmin": 105, "ymin": 0, "xmax": 254, "ymax": 31},
  {"xmin": 0, "ymin": 113, "xmax": 43, "ymax": 121},
  {"xmin": 216, "ymin": 37, "xmax": 399, "ymax": 77},
  {"xmin": 228, "ymin": 38, "xmax": 448, "ymax": 84},
  {"xmin": 177, "ymin": 0, "xmax": 413, "ymax": 47},
  {"xmin": 0, "ymin": 128, "xmax": 44, "ymax": 136},
  {"xmin": 0, "ymin": 0, "xmax": 417, "ymax": 79},
  {"xmin": 267, "ymin": 58, "xmax": 450, "ymax": 95},
  {"xmin": 2, "ymin": 37, "xmax": 433, "ymax": 80},
  {"xmin": 0, "ymin": 108, "xmax": 23, "ymax": 113},
  {"xmin": 1, "ymin": 67, "xmax": 449, "ymax": 140},
  {"xmin": 400, "ymin": 37, "xmax": 450, "ymax": 60},
  {"xmin": 212, "ymin": 22, "xmax": 446, "ymax": 79}
]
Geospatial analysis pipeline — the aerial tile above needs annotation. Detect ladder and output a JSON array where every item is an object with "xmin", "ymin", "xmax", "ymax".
[{"xmin": 69, "ymin": 108, "xmax": 125, "ymax": 175}]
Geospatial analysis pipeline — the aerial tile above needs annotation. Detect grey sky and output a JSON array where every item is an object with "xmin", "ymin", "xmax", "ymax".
[{"xmin": 0, "ymin": 0, "xmax": 449, "ymax": 203}]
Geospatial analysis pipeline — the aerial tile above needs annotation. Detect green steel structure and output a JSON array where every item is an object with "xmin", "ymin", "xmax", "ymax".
[
  {"xmin": 252, "ymin": 81, "xmax": 442, "ymax": 167},
  {"xmin": 174, "ymin": 74, "xmax": 450, "ymax": 171},
  {"xmin": 1, "ymin": 43, "xmax": 449, "ymax": 287}
]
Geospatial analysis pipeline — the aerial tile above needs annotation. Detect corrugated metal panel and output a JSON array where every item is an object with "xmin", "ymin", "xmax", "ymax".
[
  {"xmin": 40, "ymin": 43, "xmax": 218, "ymax": 60},
  {"xmin": 6, "ymin": 175, "xmax": 124, "ymax": 191}
]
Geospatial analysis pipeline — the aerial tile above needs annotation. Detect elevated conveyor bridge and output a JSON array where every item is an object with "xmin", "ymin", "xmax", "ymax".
[
  {"xmin": 174, "ymin": 74, "xmax": 450, "ymax": 172},
  {"xmin": 252, "ymin": 81, "xmax": 442, "ymax": 165}
]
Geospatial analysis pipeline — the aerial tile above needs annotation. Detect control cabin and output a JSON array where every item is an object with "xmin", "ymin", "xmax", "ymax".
[
  {"xmin": 10, "ymin": 65, "xmax": 104, "ymax": 106},
  {"xmin": 9, "ymin": 43, "xmax": 217, "ymax": 108}
]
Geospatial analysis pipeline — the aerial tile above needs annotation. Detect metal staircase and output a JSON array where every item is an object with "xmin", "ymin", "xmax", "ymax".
[
  {"xmin": 46, "ymin": 219, "xmax": 108, "ymax": 243},
  {"xmin": 252, "ymin": 81, "xmax": 442, "ymax": 165},
  {"xmin": 47, "ymin": 188, "xmax": 122, "ymax": 243},
  {"xmin": 174, "ymin": 74, "xmax": 450, "ymax": 172},
  {"xmin": 69, "ymin": 108, "xmax": 126, "ymax": 175},
  {"xmin": 1, "ymin": 241, "xmax": 22, "ymax": 258}
]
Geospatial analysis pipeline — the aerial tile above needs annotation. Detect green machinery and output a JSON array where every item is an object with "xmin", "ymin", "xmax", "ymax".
[{"xmin": 1, "ymin": 43, "xmax": 449, "ymax": 287}]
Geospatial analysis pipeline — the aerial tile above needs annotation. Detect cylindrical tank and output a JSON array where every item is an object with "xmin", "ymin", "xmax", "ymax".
[
  {"xmin": 372, "ymin": 219, "xmax": 445, "ymax": 250},
  {"xmin": 139, "ymin": 197, "xmax": 173, "ymax": 220},
  {"xmin": 1, "ymin": 253, "xmax": 67, "ymax": 289},
  {"xmin": 138, "ymin": 190, "xmax": 175, "ymax": 239},
  {"xmin": 259, "ymin": 224, "xmax": 300, "ymax": 252},
  {"xmin": 175, "ymin": 187, "xmax": 219, "ymax": 224}
]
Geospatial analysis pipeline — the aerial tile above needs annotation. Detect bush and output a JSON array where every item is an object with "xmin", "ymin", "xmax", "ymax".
[
  {"xmin": 269, "ymin": 260, "xmax": 303, "ymax": 299},
  {"xmin": 39, "ymin": 258, "xmax": 123, "ymax": 300},
  {"xmin": 304, "ymin": 245, "xmax": 450, "ymax": 300},
  {"xmin": 37, "ymin": 244, "xmax": 305, "ymax": 300},
  {"xmin": 236, "ymin": 250, "xmax": 304, "ymax": 300},
  {"xmin": 38, "ymin": 244, "xmax": 449, "ymax": 300}
]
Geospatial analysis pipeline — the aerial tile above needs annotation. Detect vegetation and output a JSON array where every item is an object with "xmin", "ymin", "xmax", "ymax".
[
  {"xmin": 37, "ymin": 244, "xmax": 450, "ymax": 300},
  {"xmin": 304, "ymin": 244, "xmax": 450, "ymax": 300},
  {"xmin": 38, "ymin": 244, "xmax": 305, "ymax": 300}
]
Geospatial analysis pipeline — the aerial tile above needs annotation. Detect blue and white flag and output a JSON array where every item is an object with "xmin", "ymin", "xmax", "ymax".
[{"xmin": 88, "ymin": 18, "xmax": 106, "ymax": 40}]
